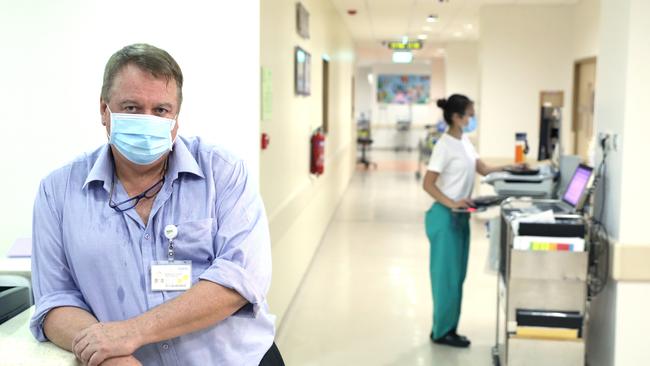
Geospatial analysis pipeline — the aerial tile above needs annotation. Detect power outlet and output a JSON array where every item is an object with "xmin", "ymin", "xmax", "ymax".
[{"xmin": 597, "ymin": 132, "xmax": 619, "ymax": 152}]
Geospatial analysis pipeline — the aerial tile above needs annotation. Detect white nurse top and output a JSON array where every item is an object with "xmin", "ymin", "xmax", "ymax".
[{"xmin": 427, "ymin": 133, "xmax": 479, "ymax": 201}]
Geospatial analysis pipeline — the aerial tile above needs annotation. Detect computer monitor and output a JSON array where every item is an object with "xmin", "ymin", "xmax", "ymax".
[{"xmin": 562, "ymin": 164, "xmax": 594, "ymax": 208}]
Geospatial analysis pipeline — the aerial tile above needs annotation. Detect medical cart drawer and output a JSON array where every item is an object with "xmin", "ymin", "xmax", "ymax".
[
  {"xmin": 510, "ymin": 251, "xmax": 588, "ymax": 281},
  {"xmin": 508, "ymin": 337, "xmax": 584, "ymax": 366},
  {"xmin": 507, "ymin": 279, "xmax": 586, "ymax": 320}
]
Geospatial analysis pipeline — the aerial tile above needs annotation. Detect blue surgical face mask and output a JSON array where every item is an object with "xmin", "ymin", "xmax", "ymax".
[
  {"xmin": 464, "ymin": 116, "xmax": 477, "ymax": 133},
  {"xmin": 107, "ymin": 107, "xmax": 176, "ymax": 165}
]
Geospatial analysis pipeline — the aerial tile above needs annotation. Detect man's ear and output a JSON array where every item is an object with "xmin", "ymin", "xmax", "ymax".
[{"xmin": 100, "ymin": 100, "xmax": 108, "ymax": 126}]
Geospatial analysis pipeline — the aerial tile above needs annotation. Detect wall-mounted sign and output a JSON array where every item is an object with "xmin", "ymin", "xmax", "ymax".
[{"xmin": 387, "ymin": 41, "xmax": 422, "ymax": 50}]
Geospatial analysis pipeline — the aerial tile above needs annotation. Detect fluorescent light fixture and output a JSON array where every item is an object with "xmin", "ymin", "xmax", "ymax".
[
  {"xmin": 392, "ymin": 51, "xmax": 413, "ymax": 63},
  {"xmin": 426, "ymin": 14, "xmax": 438, "ymax": 23},
  {"xmin": 417, "ymin": 34, "xmax": 428, "ymax": 40}
]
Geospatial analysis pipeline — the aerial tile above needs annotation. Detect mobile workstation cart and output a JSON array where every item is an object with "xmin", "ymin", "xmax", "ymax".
[{"xmin": 493, "ymin": 198, "xmax": 589, "ymax": 366}]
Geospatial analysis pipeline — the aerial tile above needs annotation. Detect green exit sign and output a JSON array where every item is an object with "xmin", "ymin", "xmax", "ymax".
[{"xmin": 387, "ymin": 41, "xmax": 422, "ymax": 50}]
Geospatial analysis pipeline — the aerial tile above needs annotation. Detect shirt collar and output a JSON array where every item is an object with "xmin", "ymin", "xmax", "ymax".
[
  {"xmin": 82, "ymin": 138, "xmax": 205, "ymax": 192},
  {"xmin": 82, "ymin": 145, "xmax": 114, "ymax": 192},
  {"xmin": 166, "ymin": 137, "xmax": 206, "ymax": 181}
]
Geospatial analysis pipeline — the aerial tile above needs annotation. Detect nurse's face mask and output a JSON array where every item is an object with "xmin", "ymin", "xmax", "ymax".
[{"xmin": 107, "ymin": 106, "xmax": 176, "ymax": 165}]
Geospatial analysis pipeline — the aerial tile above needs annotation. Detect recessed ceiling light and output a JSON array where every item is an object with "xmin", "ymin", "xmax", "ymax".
[
  {"xmin": 426, "ymin": 15, "xmax": 439, "ymax": 23},
  {"xmin": 422, "ymin": 26, "xmax": 432, "ymax": 32},
  {"xmin": 417, "ymin": 34, "xmax": 428, "ymax": 40},
  {"xmin": 464, "ymin": 23, "xmax": 474, "ymax": 30},
  {"xmin": 392, "ymin": 51, "xmax": 413, "ymax": 64}
]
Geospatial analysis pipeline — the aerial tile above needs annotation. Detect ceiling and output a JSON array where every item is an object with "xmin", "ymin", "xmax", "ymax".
[{"xmin": 329, "ymin": 0, "xmax": 579, "ymax": 62}]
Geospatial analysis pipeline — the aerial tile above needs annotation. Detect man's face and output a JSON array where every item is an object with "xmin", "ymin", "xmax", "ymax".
[{"xmin": 100, "ymin": 63, "xmax": 180, "ymax": 142}]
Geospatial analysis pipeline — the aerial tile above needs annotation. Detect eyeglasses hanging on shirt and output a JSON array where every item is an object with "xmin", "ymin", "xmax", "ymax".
[
  {"xmin": 108, "ymin": 175, "xmax": 165, "ymax": 212},
  {"xmin": 108, "ymin": 155, "xmax": 168, "ymax": 212}
]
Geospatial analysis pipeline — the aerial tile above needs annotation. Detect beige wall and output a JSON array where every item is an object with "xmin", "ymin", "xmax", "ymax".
[
  {"xmin": 260, "ymin": 0, "xmax": 355, "ymax": 324},
  {"xmin": 478, "ymin": 5, "xmax": 575, "ymax": 160}
]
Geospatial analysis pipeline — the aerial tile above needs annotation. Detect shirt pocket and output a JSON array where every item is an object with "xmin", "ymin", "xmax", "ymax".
[{"xmin": 172, "ymin": 218, "xmax": 217, "ymax": 281}]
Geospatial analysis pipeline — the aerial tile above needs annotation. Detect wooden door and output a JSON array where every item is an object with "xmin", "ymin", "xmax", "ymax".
[{"xmin": 572, "ymin": 58, "xmax": 597, "ymax": 160}]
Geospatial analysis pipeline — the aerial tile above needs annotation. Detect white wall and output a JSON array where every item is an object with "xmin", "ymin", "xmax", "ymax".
[
  {"xmin": 572, "ymin": 0, "xmax": 600, "ymax": 61},
  {"xmin": 354, "ymin": 66, "xmax": 373, "ymax": 120},
  {"xmin": 260, "ymin": 0, "xmax": 355, "ymax": 324},
  {"xmin": 0, "ymin": 0, "xmax": 260, "ymax": 256},
  {"xmin": 478, "ymin": 5, "xmax": 574, "ymax": 160},
  {"xmin": 445, "ymin": 42, "xmax": 479, "ymax": 105},
  {"xmin": 588, "ymin": 0, "xmax": 650, "ymax": 365}
]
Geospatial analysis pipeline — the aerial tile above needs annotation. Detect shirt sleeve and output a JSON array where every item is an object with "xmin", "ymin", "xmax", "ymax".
[
  {"xmin": 30, "ymin": 178, "xmax": 93, "ymax": 341},
  {"xmin": 198, "ymin": 160, "xmax": 272, "ymax": 318},
  {"xmin": 427, "ymin": 140, "xmax": 447, "ymax": 173}
]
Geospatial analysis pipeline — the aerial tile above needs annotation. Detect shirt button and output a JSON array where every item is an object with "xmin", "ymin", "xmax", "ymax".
[
  {"xmin": 144, "ymin": 233, "xmax": 151, "ymax": 240},
  {"xmin": 162, "ymin": 343, "xmax": 169, "ymax": 350}
]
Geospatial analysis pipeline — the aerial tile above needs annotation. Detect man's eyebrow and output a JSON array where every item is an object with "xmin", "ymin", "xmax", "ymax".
[
  {"xmin": 156, "ymin": 103, "xmax": 173, "ymax": 109},
  {"xmin": 119, "ymin": 100, "xmax": 141, "ymax": 106}
]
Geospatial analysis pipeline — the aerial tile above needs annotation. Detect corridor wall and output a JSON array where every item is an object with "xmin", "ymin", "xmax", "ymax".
[{"xmin": 260, "ymin": 0, "xmax": 356, "ymax": 324}]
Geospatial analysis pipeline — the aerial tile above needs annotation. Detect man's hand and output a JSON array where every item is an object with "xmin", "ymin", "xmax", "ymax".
[
  {"xmin": 100, "ymin": 355, "xmax": 142, "ymax": 366},
  {"xmin": 72, "ymin": 321, "xmax": 142, "ymax": 366}
]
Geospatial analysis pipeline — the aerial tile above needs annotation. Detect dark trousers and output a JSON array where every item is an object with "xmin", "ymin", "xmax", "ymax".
[{"xmin": 259, "ymin": 342, "xmax": 284, "ymax": 366}]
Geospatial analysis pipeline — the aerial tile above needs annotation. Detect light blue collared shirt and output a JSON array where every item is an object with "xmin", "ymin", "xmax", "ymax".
[{"xmin": 30, "ymin": 136, "xmax": 275, "ymax": 366}]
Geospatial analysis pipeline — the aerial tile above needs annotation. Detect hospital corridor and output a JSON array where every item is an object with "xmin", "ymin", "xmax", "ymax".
[
  {"xmin": 1, "ymin": 0, "xmax": 649, "ymax": 365},
  {"xmin": 276, "ymin": 153, "xmax": 497, "ymax": 366}
]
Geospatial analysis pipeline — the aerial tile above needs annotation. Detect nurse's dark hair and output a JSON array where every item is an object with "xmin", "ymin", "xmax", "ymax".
[
  {"xmin": 436, "ymin": 94, "xmax": 472, "ymax": 125},
  {"xmin": 101, "ymin": 43, "xmax": 184, "ymax": 105}
]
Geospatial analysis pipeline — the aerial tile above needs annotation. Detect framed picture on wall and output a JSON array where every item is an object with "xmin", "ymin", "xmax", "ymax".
[
  {"xmin": 295, "ymin": 46, "xmax": 311, "ymax": 96},
  {"xmin": 296, "ymin": 2, "xmax": 309, "ymax": 39}
]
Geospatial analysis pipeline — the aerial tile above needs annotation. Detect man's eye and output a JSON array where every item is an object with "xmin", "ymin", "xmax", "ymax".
[
  {"xmin": 155, "ymin": 108, "xmax": 169, "ymax": 115},
  {"xmin": 124, "ymin": 106, "xmax": 137, "ymax": 113}
]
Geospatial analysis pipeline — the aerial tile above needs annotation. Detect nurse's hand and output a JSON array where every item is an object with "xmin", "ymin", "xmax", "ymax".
[
  {"xmin": 72, "ymin": 321, "xmax": 142, "ymax": 366},
  {"xmin": 99, "ymin": 355, "xmax": 142, "ymax": 366},
  {"xmin": 450, "ymin": 198, "xmax": 473, "ymax": 209}
]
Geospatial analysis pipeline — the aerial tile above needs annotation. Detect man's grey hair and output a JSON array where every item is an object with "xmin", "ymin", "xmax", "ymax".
[{"xmin": 101, "ymin": 43, "xmax": 183, "ymax": 105}]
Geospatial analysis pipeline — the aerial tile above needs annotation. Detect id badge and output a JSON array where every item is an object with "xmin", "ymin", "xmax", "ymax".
[{"xmin": 151, "ymin": 260, "xmax": 192, "ymax": 291}]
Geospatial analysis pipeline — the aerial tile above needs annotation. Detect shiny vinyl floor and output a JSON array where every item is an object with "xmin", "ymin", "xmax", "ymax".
[{"xmin": 276, "ymin": 152, "xmax": 498, "ymax": 365}]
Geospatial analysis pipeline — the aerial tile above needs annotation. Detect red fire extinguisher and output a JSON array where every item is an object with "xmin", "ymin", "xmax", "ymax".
[{"xmin": 311, "ymin": 128, "xmax": 325, "ymax": 175}]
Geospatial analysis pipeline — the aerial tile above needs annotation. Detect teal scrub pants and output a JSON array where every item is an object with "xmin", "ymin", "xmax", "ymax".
[{"xmin": 425, "ymin": 202, "xmax": 470, "ymax": 339}]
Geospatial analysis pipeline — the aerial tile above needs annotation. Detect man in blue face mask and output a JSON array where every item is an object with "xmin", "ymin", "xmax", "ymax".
[{"xmin": 30, "ymin": 44, "xmax": 283, "ymax": 366}]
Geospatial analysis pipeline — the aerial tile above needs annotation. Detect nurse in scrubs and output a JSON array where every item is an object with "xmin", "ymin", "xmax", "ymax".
[{"xmin": 422, "ymin": 94, "xmax": 515, "ymax": 347}]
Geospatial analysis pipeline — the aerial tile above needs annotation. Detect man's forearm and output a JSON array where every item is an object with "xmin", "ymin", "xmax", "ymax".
[
  {"xmin": 44, "ymin": 306, "xmax": 99, "ymax": 351},
  {"xmin": 129, "ymin": 280, "xmax": 247, "ymax": 346}
]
